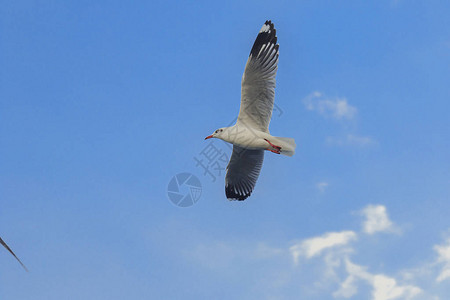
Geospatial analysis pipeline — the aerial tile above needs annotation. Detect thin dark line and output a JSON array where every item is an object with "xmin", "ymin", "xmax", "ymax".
[{"xmin": 0, "ymin": 237, "xmax": 28, "ymax": 272}]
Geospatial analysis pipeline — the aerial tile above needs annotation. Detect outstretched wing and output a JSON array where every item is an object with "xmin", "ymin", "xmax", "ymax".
[
  {"xmin": 0, "ymin": 237, "xmax": 28, "ymax": 271},
  {"xmin": 238, "ymin": 20, "xmax": 279, "ymax": 132},
  {"xmin": 225, "ymin": 145, "xmax": 264, "ymax": 200}
]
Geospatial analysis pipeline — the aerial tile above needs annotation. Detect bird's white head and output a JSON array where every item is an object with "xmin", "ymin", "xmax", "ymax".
[{"xmin": 205, "ymin": 128, "xmax": 227, "ymax": 140}]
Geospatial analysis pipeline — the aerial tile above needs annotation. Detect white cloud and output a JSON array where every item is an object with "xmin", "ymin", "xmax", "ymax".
[
  {"xmin": 288, "ymin": 205, "xmax": 424, "ymax": 299},
  {"xmin": 326, "ymin": 134, "xmax": 377, "ymax": 147},
  {"xmin": 346, "ymin": 134, "xmax": 376, "ymax": 146},
  {"xmin": 303, "ymin": 91, "xmax": 357, "ymax": 120},
  {"xmin": 372, "ymin": 275, "xmax": 422, "ymax": 300},
  {"xmin": 335, "ymin": 259, "xmax": 422, "ymax": 300},
  {"xmin": 290, "ymin": 231, "xmax": 357, "ymax": 263},
  {"xmin": 316, "ymin": 181, "xmax": 329, "ymax": 192},
  {"xmin": 302, "ymin": 91, "xmax": 377, "ymax": 148},
  {"xmin": 254, "ymin": 242, "xmax": 285, "ymax": 259},
  {"xmin": 189, "ymin": 241, "xmax": 237, "ymax": 269},
  {"xmin": 289, "ymin": 226, "xmax": 422, "ymax": 300},
  {"xmin": 333, "ymin": 272, "xmax": 358, "ymax": 298},
  {"xmin": 188, "ymin": 241, "xmax": 285, "ymax": 270},
  {"xmin": 434, "ymin": 237, "xmax": 450, "ymax": 282},
  {"xmin": 360, "ymin": 205, "xmax": 395, "ymax": 235},
  {"xmin": 334, "ymin": 259, "xmax": 367, "ymax": 298},
  {"xmin": 181, "ymin": 205, "xmax": 450, "ymax": 299}
]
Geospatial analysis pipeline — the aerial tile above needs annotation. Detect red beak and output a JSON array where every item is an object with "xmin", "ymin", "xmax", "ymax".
[{"xmin": 204, "ymin": 135, "xmax": 213, "ymax": 140}]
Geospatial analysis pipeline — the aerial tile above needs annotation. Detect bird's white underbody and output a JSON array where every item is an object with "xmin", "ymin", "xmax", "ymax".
[{"xmin": 205, "ymin": 123, "xmax": 295, "ymax": 156}]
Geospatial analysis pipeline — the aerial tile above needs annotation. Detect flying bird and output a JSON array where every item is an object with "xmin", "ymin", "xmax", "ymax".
[
  {"xmin": 205, "ymin": 20, "xmax": 296, "ymax": 200},
  {"xmin": 1, "ymin": 236, "xmax": 28, "ymax": 271}
]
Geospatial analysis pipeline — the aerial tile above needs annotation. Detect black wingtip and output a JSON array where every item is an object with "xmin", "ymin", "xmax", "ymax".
[
  {"xmin": 225, "ymin": 185, "xmax": 251, "ymax": 201},
  {"xmin": 249, "ymin": 20, "xmax": 278, "ymax": 58}
]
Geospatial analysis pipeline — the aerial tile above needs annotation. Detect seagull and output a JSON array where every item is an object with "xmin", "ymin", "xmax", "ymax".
[
  {"xmin": 1, "ymin": 236, "xmax": 28, "ymax": 271},
  {"xmin": 205, "ymin": 20, "xmax": 296, "ymax": 201}
]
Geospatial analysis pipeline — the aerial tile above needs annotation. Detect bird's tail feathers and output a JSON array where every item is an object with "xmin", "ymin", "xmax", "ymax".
[{"xmin": 273, "ymin": 137, "xmax": 296, "ymax": 156}]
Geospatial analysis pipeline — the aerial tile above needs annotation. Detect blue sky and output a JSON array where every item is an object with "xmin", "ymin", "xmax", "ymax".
[{"xmin": 1, "ymin": 1, "xmax": 449, "ymax": 299}]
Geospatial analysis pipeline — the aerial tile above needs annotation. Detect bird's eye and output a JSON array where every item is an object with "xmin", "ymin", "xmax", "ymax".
[{"xmin": 220, "ymin": 129, "xmax": 223, "ymax": 132}]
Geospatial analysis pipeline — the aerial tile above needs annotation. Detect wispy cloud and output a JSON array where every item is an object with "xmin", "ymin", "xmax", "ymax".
[
  {"xmin": 290, "ymin": 231, "xmax": 356, "ymax": 263},
  {"xmin": 434, "ymin": 237, "xmax": 450, "ymax": 282},
  {"xmin": 287, "ymin": 205, "xmax": 427, "ymax": 299},
  {"xmin": 288, "ymin": 206, "xmax": 421, "ymax": 299},
  {"xmin": 316, "ymin": 181, "xmax": 329, "ymax": 192},
  {"xmin": 302, "ymin": 91, "xmax": 378, "ymax": 148},
  {"xmin": 335, "ymin": 259, "xmax": 422, "ymax": 300},
  {"xmin": 182, "ymin": 205, "xmax": 450, "ymax": 299},
  {"xmin": 188, "ymin": 241, "xmax": 285, "ymax": 270},
  {"xmin": 303, "ymin": 91, "xmax": 357, "ymax": 120},
  {"xmin": 360, "ymin": 205, "xmax": 396, "ymax": 235},
  {"xmin": 254, "ymin": 242, "xmax": 285, "ymax": 259},
  {"xmin": 326, "ymin": 134, "xmax": 377, "ymax": 147}
]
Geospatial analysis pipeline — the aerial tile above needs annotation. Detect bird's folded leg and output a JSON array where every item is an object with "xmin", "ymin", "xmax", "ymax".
[
  {"xmin": 264, "ymin": 138, "xmax": 281, "ymax": 150},
  {"xmin": 267, "ymin": 148, "xmax": 281, "ymax": 154}
]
